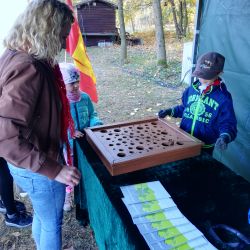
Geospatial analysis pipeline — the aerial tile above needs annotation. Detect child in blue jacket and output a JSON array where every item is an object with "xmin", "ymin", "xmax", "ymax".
[
  {"xmin": 158, "ymin": 52, "xmax": 237, "ymax": 154},
  {"xmin": 59, "ymin": 63, "xmax": 103, "ymax": 224}
]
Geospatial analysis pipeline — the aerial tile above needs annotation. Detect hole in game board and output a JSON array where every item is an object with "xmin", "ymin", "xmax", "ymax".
[{"xmin": 117, "ymin": 153, "xmax": 126, "ymax": 157}]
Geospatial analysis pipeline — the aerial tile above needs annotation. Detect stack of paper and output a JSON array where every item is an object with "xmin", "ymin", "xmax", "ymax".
[{"xmin": 120, "ymin": 181, "xmax": 217, "ymax": 250}]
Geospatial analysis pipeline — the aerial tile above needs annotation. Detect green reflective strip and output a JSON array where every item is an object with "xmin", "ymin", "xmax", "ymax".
[
  {"xmin": 190, "ymin": 97, "xmax": 202, "ymax": 136},
  {"xmin": 165, "ymin": 234, "xmax": 189, "ymax": 247},
  {"xmin": 202, "ymin": 144, "xmax": 214, "ymax": 148},
  {"xmin": 135, "ymin": 183, "xmax": 156, "ymax": 202},
  {"xmin": 136, "ymin": 184, "xmax": 192, "ymax": 248}
]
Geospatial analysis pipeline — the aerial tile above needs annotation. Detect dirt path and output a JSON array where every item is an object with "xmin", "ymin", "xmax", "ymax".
[
  {"xmin": 90, "ymin": 46, "xmax": 184, "ymax": 124},
  {"xmin": 0, "ymin": 45, "xmax": 184, "ymax": 250}
]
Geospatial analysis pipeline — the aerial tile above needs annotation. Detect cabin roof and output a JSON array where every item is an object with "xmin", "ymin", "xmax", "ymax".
[{"xmin": 75, "ymin": 0, "xmax": 117, "ymax": 9}]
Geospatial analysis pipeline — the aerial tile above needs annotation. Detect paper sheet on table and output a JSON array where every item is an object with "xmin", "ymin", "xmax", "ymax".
[
  {"xmin": 123, "ymin": 197, "xmax": 176, "ymax": 218},
  {"xmin": 137, "ymin": 217, "xmax": 191, "ymax": 234},
  {"xmin": 142, "ymin": 224, "xmax": 201, "ymax": 245},
  {"xmin": 133, "ymin": 206, "xmax": 183, "ymax": 224},
  {"xmin": 120, "ymin": 181, "xmax": 171, "ymax": 204},
  {"xmin": 149, "ymin": 235, "xmax": 216, "ymax": 250}
]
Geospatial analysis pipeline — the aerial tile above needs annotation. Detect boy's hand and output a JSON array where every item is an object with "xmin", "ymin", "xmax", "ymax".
[
  {"xmin": 94, "ymin": 121, "xmax": 103, "ymax": 126},
  {"xmin": 215, "ymin": 134, "xmax": 230, "ymax": 151},
  {"xmin": 55, "ymin": 165, "xmax": 81, "ymax": 186},
  {"xmin": 158, "ymin": 108, "xmax": 172, "ymax": 118},
  {"xmin": 72, "ymin": 130, "xmax": 84, "ymax": 139}
]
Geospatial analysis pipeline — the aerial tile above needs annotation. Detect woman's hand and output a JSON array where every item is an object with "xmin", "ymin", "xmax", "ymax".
[
  {"xmin": 55, "ymin": 165, "xmax": 81, "ymax": 186},
  {"xmin": 72, "ymin": 130, "xmax": 84, "ymax": 139}
]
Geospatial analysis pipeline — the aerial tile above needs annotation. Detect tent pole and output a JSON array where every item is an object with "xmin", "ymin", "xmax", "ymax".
[{"xmin": 191, "ymin": 0, "xmax": 203, "ymax": 83}]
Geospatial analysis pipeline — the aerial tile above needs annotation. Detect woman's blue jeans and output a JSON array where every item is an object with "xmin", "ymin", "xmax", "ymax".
[{"xmin": 8, "ymin": 164, "xmax": 65, "ymax": 250}]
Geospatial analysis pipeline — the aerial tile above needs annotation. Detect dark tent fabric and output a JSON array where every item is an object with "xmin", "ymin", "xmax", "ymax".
[{"xmin": 194, "ymin": 0, "xmax": 250, "ymax": 181}]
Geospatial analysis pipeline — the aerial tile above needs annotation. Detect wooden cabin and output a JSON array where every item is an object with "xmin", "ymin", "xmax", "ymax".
[{"xmin": 75, "ymin": 0, "xmax": 118, "ymax": 47}]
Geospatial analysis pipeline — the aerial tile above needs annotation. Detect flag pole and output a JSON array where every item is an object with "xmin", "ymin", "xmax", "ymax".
[
  {"xmin": 65, "ymin": 0, "xmax": 98, "ymax": 103},
  {"xmin": 64, "ymin": 50, "xmax": 67, "ymax": 63}
]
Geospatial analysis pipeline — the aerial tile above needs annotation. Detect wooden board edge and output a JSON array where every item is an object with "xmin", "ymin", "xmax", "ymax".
[{"xmin": 111, "ymin": 145, "xmax": 202, "ymax": 175}]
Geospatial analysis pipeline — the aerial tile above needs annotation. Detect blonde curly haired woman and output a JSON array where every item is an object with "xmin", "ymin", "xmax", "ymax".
[{"xmin": 0, "ymin": 1, "xmax": 81, "ymax": 249}]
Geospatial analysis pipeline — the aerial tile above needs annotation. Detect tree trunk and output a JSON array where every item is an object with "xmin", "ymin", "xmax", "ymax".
[
  {"xmin": 152, "ymin": 0, "xmax": 167, "ymax": 65},
  {"xmin": 169, "ymin": 0, "xmax": 188, "ymax": 39},
  {"xmin": 183, "ymin": 0, "xmax": 188, "ymax": 36},
  {"xmin": 179, "ymin": 0, "xmax": 183, "ymax": 33},
  {"xmin": 169, "ymin": 0, "xmax": 182, "ymax": 39},
  {"xmin": 117, "ymin": 0, "xmax": 127, "ymax": 65},
  {"xmin": 130, "ymin": 18, "xmax": 135, "ymax": 33}
]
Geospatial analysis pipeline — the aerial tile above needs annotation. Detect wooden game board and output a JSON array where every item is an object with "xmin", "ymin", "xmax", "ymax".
[{"xmin": 84, "ymin": 117, "xmax": 203, "ymax": 176}]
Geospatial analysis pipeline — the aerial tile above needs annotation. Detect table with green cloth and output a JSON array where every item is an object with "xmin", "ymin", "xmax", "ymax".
[{"xmin": 75, "ymin": 139, "xmax": 250, "ymax": 250}]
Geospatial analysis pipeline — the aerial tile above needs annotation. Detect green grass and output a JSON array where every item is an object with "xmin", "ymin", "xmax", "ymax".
[{"xmin": 59, "ymin": 45, "xmax": 183, "ymax": 88}]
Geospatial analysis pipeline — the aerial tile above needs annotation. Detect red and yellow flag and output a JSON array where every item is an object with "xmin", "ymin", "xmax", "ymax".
[{"xmin": 66, "ymin": 0, "xmax": 98, "ymax": 103}]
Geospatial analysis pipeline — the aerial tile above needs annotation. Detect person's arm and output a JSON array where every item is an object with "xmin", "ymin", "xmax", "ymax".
[
  {"xmin": 215, "ymin": 95, "xmax": 237, "ymax": 150},
  {"xmin": 158, "ymin": 87, "xmax": 189, "ymax": 118},
  {"xmin": 172, "ymin": 87, "xmax": 189, "ymax": 118},
  {"xmin": 87, "ymin": 96, "xmax": 103, "ymax": 126},
  {"xmin": 0, "ymin": 61, "xmax": 61, "ymax": 178}
]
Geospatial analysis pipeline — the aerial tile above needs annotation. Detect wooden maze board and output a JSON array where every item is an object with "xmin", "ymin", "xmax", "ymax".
[{"xmin": 85, "ymin": 117, "xmax": 203, "ymax": 176}]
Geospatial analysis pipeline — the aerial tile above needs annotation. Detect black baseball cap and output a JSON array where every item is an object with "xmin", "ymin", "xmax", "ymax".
[{"xmin": 192, "ymin": 52, "xmax": 225, "ymax": 80}]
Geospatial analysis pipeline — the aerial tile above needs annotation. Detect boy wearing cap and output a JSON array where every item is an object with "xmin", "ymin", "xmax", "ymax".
[
  {"xmin": 158, "ymin": 52, "xmax": 237, "ymax": 154},
  {"xmin": 59, "ymin": 63, "xmax": 103, "ymax": 224}
]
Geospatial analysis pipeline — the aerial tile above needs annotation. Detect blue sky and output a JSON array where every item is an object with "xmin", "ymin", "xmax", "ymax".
[{"xmin": 0, "ymin": 1, "xmax": 28, "ymax": 54}]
